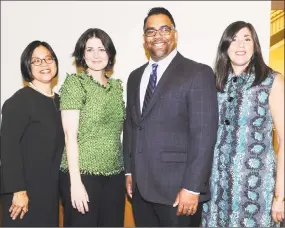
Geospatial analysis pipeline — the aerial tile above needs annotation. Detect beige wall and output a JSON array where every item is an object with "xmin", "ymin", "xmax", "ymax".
[{"xmin": 1, "ymin": 1, "xmax": 271, "ymax": 107}]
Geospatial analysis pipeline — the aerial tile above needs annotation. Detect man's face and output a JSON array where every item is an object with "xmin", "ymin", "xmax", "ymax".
[{"xmin": 143, "ymin": 14, "xmax": 178, "ymax": 62}]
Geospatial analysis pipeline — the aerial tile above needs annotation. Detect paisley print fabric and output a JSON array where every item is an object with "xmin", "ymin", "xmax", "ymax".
[{"xmin": 202, "ymin": 71, "xmax": 279, "ymax": 227}]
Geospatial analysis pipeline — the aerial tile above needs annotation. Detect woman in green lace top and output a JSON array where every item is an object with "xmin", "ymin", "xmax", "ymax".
[{"xmin": 59, "ymin": 28, "xmax": 125, "ymax": 227}]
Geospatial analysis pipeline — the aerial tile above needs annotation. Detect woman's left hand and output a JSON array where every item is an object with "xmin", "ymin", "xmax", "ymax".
[{"xmin": 272, "ymin": 199, "xmax": 284, "ymax": 223}]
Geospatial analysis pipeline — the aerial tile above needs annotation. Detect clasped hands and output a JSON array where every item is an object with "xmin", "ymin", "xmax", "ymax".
[{"xmin": 9, "ymin": 191, "xmax": 29, "ymax": 220}]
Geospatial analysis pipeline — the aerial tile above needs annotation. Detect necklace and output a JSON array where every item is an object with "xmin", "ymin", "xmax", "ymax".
[{"xmin": 29, "ymin": 82, "xmax": 55, "ymax": 97}]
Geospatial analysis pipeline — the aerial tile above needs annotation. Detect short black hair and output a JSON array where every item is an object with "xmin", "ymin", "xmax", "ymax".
[
  {"xmin": 72, "ymin": 28, "xmax": 116, "ymax": 71},
  {"xmin": 20, "ymin": 40, "xmax": 59, "ymax": 82},
  {"xmin": 143, "ymin": 7, "xmax": 176, "ymax": 30},
  {"xmin": 214, "ymin": 21, "xmax": 272, "ymax": 92}
]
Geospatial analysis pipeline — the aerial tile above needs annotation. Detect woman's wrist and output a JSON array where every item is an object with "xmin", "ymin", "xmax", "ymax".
[
  {"xmin": 70, "ymin": 173, "xmax": 82, "ymax": 185},
  {"xmin": 274, "ymin": 194, "xmax": 285, "ymax": 202}
]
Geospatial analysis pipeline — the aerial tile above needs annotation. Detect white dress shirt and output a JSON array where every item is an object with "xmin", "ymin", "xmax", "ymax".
[
  {"xmin": 126, "ymin": 49, "xmax": 199, "ymax": 195},
  {"xmin": 140, "ymin": 49, "xmax": 178, "ymax": 112}
]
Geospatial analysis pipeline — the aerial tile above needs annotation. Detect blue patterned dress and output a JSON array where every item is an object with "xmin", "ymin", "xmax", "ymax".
[{"xmin": 202, "ymin": 72, "xmax": 279, "ymax": 227}]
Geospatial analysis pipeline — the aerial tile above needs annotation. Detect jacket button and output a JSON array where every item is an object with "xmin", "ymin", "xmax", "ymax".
[
  {"xmin": 228, "ymin": 97, "xmax": 234, "ymax": 102},
  {"xmin": 138, "ymin": 126, "xmax": 142, "ymax": 130},
  {"xmin": 224, "ymin": 119, "xmax": 230, "ymax": 125}
]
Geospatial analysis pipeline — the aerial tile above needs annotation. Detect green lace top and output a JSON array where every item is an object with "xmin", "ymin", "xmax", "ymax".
[{"xmin": 59, "ymin": 72, "xmax": 125, "ymax": 176}]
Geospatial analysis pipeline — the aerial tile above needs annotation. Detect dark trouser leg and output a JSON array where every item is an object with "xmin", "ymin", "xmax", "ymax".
[
  {"xmin": 98, "ymin": 171, "xmax": 125, "ymax": 227},
  {"xmin": 189, "ymin": 203, "xmax": 203, "ymax": 227},
  {"xmin": 131, "ymin": 185, "xmax": 159, "ymax": 227},
  {"xmin": 152, "ymin": 202, "xmax": 202, "ymax": 227},
  {"xmin": 59, "ymin": 171, "xmax": 103, "ymax": 227}
]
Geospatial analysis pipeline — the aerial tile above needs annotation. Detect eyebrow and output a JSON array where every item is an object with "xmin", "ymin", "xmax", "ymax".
[
  {"xmin": 233, "ymin": 34, "xmax": 252, "ymax": 38},
  {"xmin": 86, "ymin": 46, "xmax": 105, "ymax": 49},
  {"xmin": 145, "ymin": 25, "xmax": 171, "ymax": 30},
  {"xmin": 31, "ymin": 55, "xmax": 51, "ymax": 58}
]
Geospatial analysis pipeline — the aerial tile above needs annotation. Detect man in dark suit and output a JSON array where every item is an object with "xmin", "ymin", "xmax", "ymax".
[{"xmin": 123, "ymin": 7, "xmax": 219, "ymax": 227}]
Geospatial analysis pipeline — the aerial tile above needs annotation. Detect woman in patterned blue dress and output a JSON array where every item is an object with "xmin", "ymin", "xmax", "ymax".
[{"xmin": 202, "ymin": 21, "xmax": 284, "ymax": 227}]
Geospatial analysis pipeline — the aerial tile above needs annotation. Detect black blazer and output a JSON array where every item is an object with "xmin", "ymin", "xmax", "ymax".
[{"xmin": 123, "ymin": 52, "xmax": 219, "ymax": 205}]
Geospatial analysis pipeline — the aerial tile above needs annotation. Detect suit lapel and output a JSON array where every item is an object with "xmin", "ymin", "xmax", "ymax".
[
  {"xmin": 133, "ymin": 63, "xmax": 147, "ymax": 123},
  {"xmin": 141, "ymin": 53, "xmax": 183, "ymax": 121}
]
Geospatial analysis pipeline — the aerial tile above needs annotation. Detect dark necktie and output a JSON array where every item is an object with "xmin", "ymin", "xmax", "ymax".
[{"xmin": 142, "ymin": 63, "xmax": 158, "ymax": 115}]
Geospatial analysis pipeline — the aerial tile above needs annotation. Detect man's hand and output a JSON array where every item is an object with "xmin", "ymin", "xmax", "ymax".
[
  {"xmin": 126, "ymin": 175, "xmax": 133, "ymax": 198},
  {"xmin": 173, "ymin": 189, "xmax": 199, "ymax": 216},
  {"xmin": 10, "ymin": 191, "xmax": 29, "ymax": 220}
]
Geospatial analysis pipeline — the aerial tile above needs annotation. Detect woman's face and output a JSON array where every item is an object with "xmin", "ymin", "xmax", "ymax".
[
  {"xmin": 227, "ymin": 27, "xmax": 254, "ymax": 73},
  {"xmin": 84, "ymin": 37, "xmax": 109, "ymax": 72},
  {"xmin": 30, "ymin": 45, "xmax": 57, "ymax": 83}
]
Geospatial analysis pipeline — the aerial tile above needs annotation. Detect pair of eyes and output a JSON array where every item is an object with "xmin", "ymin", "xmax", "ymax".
[
  {"xmin": 232, "ymin": 37, "xmax": 252, "ymax": 42},
  {"xmin": 31, "ymin": 56, "xmax": 54, "ymax": 65},
  {"xmin": 144, "ymin": 26, "xmax": 174, "ymax": 37},
  {"xmin": 86, "ymin": 48, "xmax": 106, "ymax": 52}
]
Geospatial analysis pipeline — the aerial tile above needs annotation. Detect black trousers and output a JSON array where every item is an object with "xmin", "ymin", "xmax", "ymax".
[
  {"xmin": 132, "ymin": 185, "xmax": 202, "ymax": 227},
  {"xmin": 59, "ymin": 171, "xmax": 125, "ymax": 227}
]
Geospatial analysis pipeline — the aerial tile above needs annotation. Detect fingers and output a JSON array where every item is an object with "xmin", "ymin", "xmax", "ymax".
[
  {"xmin": 185, "ymin": 206, "xmax": 197, "ymax": 216},
  {"xmin": 83, "ymin": 198, "xmax": 89, "ymax": 212},
  {"xmin": 70, "ymin": 185, "xmax": 89, "ymax": 214},
  {"xmin": 272, "ymin": 210, "xmax": 285, "ymax": 223},
  {"xmin": 272, "ymin": 202, "xmax": 285, "ymax": 223},
  {"xmin": 186, "ymin": 207, "xmax": 192, "ymax": 216},
  {"xmin": 176, "ymin": 203, "xmax": 184, "ymax": 216},
  {"xmin": 72, "ymin": 199, "xmax": 76, "ymax": 209},
  {"xmin": 20, "ymin": 208, "xmax": 28, "ymax": 219},
  {"xmin": 75, "ymin": 200, "xmax": 84, "ymax": 214},
  {"xmin": 73, "ymin": 197, "xmax": 89, "ymax": 214},
  {"xmin": 276, "ymin": 213, "xmax": 283, "ymax": 222},
  {"xmin": 86, "ymin": 192, "xmax": 90, "ymax": 203},
  {"xmin": 127, "ymin": 184, "xmax": 132, "ymax": 198},
  {"xmin": 177, "ymin": 203, "xmax": 198, "ymax": 216},
  {"xmin": 182, "ymin": 205, "xmax": 189, "ymax": 215},
  {"xmin": 126, "ymin": 176, "xmax": 133, "ymax": 198},
  {"xmin": 9, "ymin": 204, "xmax": 15, "ymax": 213},
  {"xmin": 11, "ymin": 206, "xmax": 22, "ymax": 220},
  {"xmin": 173, "ymin": 195, "xmax": 179, "ymax": 207}
]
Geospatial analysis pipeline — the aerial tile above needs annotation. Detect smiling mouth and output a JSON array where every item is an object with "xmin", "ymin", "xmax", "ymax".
[
  {"xmin": 235, "ymin": 51, "xmax": 246, "ymax": 55},
  {"xmin": 153, "ymin": 42, "xmax": 166, "ymax": 48},
  {"xmin": 40, "ymin": 69, "xmax": 51, "ymax": 73}
]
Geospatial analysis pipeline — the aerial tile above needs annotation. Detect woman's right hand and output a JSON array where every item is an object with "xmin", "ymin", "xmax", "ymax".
[
  {"xmin": 9, "ymin": 191, "xmax": 29, "ymax": 220},
  {"xmin": 70, "ymin": 182, "xmax": 89, "ymax": 214}
]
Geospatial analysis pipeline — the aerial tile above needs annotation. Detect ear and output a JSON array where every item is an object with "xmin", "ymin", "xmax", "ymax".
[
  {"xmin": 142, "ymin": 34, "xmax": 146, "ymax": 46},
  {"xmin": 174, "ymin": 31, "xmax": 178, "ymax": 43}
]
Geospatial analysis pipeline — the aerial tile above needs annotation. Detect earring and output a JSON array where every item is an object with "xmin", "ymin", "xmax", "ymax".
[{"xmin": 109, "ymin": 60, "xmax": 112, "ymax": 65}]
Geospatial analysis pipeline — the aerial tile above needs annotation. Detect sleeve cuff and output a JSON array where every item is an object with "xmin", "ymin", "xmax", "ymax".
[{"xmin": 183, "ymin": 188, "xmax": 200, "ymax": 195}]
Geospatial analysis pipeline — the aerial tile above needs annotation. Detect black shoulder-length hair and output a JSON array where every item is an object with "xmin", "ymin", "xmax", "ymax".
[
  {"xmin": 72, "ymin": 28, "xmax": 116, "ymax": 71},
  {"xmin": 20, "ymin": 40, "xmax": 59, "ymax": 82},
  {"xmin": 215, "ymin": 21, "xmax": 272, "ymax": 92}
]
